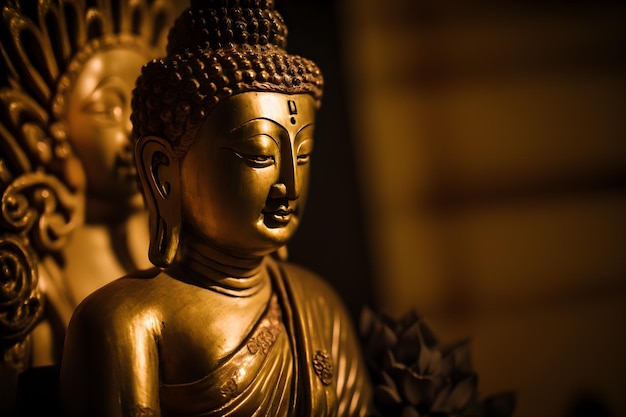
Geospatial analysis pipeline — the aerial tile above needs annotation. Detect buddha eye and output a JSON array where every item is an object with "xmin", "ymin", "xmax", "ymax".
[
  {"xmin": 85, "ymin": 103, "xmax": 123, "ymax": 123},
  {"xmin": 297, "ymin": 153, "xmax": 311, "ymax": 165},
  {"xmin": 82, "ymin": 88, "xmax": 125, "ymax": 124},
  {"xmin": 229, "ymin": 150, "xmax": 276, "ymax": 168},
  {"xmin": 223, "ymin": 135, "xmax": 278, "ymax": 168},
  {"xmin": 296, "ymin": 139, "xmax": 313, "ymax": 165},
  {"xmin": 83, "ymin": 97, "xmax": 123, "ymax": 123},
  {"xmin": 246, "ymin": 154, "xmax": 275, "ymax": 167}
]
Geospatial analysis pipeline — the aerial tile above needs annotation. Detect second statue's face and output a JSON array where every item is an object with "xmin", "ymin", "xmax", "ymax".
[
  {"xmin": 66, "ymin": 47, "xmax": 147, "ymax": 206},
  {"xmin": 180, "ymin": 92, "xmax": 317, "ymax": 257}
]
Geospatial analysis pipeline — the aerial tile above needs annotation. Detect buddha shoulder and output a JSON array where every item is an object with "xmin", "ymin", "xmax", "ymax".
[
  {"xmin": 68, "ymin": 268, "xmax": 233, "ymax": 328},
  {"xmin": 66, "ymin": 268, "xmax": 169, "ymax": 337},
  {"xmin": 66, "ymin": 267, "xmax": 274, "ymax": 382}
]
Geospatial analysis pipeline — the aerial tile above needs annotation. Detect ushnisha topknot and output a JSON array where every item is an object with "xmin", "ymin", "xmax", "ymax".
[{"xmin": 131, "ymin": 0, "xmax": 324, "ymax": 158}]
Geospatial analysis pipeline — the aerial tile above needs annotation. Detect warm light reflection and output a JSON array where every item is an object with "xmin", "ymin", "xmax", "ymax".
[{"xmin": 128, "ymin": 309, "xmax": 161, "ymax": 401}]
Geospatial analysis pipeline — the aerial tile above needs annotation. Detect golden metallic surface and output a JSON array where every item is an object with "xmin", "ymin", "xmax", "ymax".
[
  {"xmin": 179, "ymin": 92, "xmax": 316, "ymax": 257},
  {"xmin": 58, "ymin": 1, "xmax": 373, "ymax": 415},
  {"xmin": 61, "ymin": 90, "xmax": 373, "ymax": 416}
]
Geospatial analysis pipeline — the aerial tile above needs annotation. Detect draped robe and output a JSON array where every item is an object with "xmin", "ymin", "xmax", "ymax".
[{"xmin": 60, "ymin": 258, "xmax": 373, "ymax": 417}]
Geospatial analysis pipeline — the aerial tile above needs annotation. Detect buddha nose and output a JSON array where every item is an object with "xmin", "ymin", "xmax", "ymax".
[{"xmin": 271, "ymin": 150, "xmax": 299, "ymax": 200}]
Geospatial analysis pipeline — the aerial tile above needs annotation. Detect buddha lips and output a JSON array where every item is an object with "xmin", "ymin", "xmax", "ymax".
[{"xmin": 262, "ymin": 204, "xmax": 293, "ymax": 225}]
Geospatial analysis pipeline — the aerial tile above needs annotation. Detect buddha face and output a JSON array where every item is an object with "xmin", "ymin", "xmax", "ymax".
[
  {"xmin": 65, "ymin": 47, "xmax": 147, "ymax": 206},
  {"xmin": 179, "ymin": 92, "xmax": 317, "ymax": 257}
]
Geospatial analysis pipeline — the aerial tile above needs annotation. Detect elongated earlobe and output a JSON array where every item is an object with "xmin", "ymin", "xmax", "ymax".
[{"xmin": 135, "ymin": 136, "xmax": 181, "ymax": 267}]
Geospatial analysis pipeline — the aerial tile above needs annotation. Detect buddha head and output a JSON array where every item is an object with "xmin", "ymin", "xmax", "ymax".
[
  {"xmin": 132, "ymin": 0, "xmax": 324, "ymax": 266},
  {"xmin": 56, "ymin": 37, "xmax": 152, "ymax": 212}
]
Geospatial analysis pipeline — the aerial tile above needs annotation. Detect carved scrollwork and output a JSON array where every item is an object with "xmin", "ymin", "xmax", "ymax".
[
  {"xmin": 0, "ymin": 67, "xmax": 80, "ymax": 360},
  {"xmin": 2, "ymin": 171, "xmax": 83, "ymax": 254},
  {"xmin": 0, "ymin": 87, "xmax": 73, "ymax": 351},
  {"xmin": 0, "ymin": 88, "xmax": 84, "ymax": 354},
  {"xmin": 0, "ymin": 234, "xmax": 42, "ymax": 345},
  {"xmin": 0, "ymin": 88, "xmax": 81, "ymax": 190},
  {"xmin": 0, "ymin": 86, "xmax": 84, "ymax": 255}
]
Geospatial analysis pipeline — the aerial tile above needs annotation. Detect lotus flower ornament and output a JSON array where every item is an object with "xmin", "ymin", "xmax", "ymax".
[{"xmin": 360, "ymin": 307, "xmax": 516, "ymax": 417}]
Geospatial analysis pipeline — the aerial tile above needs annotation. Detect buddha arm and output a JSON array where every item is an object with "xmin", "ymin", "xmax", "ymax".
[{"xmin": 59, "ymin": 288, "xmax": 162, "ymax": 417}]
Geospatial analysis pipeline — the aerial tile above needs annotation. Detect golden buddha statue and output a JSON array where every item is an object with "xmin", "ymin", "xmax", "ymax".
[
  {"xmin": 0, "ymin": 0, "xmax": 177, "ymax": 412},
  {"xmin": 59, "ymin": 1, "xmax": 373, "ymax": 415}
]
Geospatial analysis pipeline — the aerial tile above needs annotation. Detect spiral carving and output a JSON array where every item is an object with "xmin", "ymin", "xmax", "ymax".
[
  {"xmin": 0, "ymin": 189, "xmax": 32, "ymax": 232},
  {"xmin": 0, "ymin": 234, "xmax": 43, "ymax": 344},
  {"xmin": 1, "ymin": 171, "xmax": 83, "ymax": 253}
]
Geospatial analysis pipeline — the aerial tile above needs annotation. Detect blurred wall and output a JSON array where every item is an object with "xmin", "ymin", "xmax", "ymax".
[{"xmin": 338, "ymin": 1, "xmax": 626, "ymax": 416}]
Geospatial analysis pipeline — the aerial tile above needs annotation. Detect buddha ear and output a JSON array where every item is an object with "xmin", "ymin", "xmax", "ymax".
[{"xmin": 135, "ymin": 136, "xmax": 181, "ymax": 267}]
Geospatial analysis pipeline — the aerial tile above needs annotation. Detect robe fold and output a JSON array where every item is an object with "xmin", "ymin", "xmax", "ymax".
[{"xmin": 159, "ymin": 258, "xmax": 372, "ymax": 417}]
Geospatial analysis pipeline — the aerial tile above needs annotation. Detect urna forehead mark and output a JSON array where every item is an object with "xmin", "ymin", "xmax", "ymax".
[
  {"xmin": 288, "ymin": 99, "xmax": 297, "ymax": 125},
  {"xmin": 288, "ymin": 100, "xmax": 298, "ymax": 115}
]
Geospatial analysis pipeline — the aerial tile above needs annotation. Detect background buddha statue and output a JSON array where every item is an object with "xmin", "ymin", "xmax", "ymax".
[
  {"xmin": 0, "ymin": 0, "xmax": 179, "ymax": 412},
  {"xmin": 59, "ymin": 1, "xmax": 373, "ymax": 416}
]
